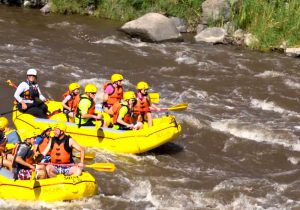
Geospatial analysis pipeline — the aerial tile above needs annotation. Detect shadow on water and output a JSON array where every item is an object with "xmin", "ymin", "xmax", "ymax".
[{"xmin": 145, "ymin": 142, "xmax": 183, "ymax": 155}]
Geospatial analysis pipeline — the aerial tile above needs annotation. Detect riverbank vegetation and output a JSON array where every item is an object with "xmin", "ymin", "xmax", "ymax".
[
  {"xmin": 230, "ymin": 0, "xmax": 300, "ymax": 51},
  {"xmin": 51, "ymin": 0, "xmax": 203, "ymax": 29},
  {"xmin": 50, "ymin": 0, "xmax": 300, "ymax": 51}
]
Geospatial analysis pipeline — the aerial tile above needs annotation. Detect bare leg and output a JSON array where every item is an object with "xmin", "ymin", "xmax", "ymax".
[{"xmin": 46, "ymin": 165, "xmax": 57, "ymax": 178}]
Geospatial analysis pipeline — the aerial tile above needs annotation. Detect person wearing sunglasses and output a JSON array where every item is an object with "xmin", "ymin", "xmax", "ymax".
[{"xmin": 74, "ymin": 84, "xmax": 105, "ymax": 127}]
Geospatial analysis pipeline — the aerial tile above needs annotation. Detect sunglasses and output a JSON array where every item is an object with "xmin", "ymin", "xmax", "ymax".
[{"xmin": 90, "ymin": 92, "xmax": 96, "ymax": 95}]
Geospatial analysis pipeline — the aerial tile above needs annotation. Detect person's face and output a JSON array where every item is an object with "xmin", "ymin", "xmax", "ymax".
[
  {"xmin": 140, "ymin": 88, "xmax": 148, "ymax": 95},
  {"xmin": 45, "ymin": 129, "xmax": 51, "ymax": 136},
  {"xmin": 128, "ymin": 98, "xmax": 136, "ymax": 106},
  {"xmin": 116, "ymin": 80, "xmax": 123, "ymax": 86},
  {"xmin": 27, "ymin": 75, "xmax": 36, "ymax": 82},
  {"xmin": 88, "ymin": 92, "xmax": 96, "ymax": 99},
  {"xmin": 54, "ymin": 128, "xmax": 62, "ymax": 137},
  {"xmin": 28, "ymin": 136, "xmax": 36, "ymax": 144},
  {"xmin": 73, "ymin": 88, "xmax": 80, "ymax": 95}
]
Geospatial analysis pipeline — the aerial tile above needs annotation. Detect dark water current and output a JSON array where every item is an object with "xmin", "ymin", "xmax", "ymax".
[{"xmin": 1, "ymin": 6, "xmax": 300, "ymax": 210}]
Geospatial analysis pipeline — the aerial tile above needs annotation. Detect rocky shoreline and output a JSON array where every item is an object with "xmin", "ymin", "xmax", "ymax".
[{"xmin": 1, "ymin": 0, "xmax": 300, "ymax": 58}]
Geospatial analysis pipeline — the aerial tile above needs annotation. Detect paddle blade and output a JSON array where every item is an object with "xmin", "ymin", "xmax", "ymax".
[
  {"xmin": 85, "ymin": 163, "xmax": 116, "ymax": 172},
  {"xmin": 168, "ymin": 103, "xmax": 188, "ymax": 111},
  {"xmin": 149, "ymin": 92, "xmax": 159, "ymax": 103},
  {"xmin": 74, "ymin": 153, "xmax": 96, "ymax": 160}
]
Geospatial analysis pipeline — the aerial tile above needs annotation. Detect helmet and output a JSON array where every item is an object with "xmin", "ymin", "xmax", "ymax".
[
  {"xmin": 111, "ymin": 74, "xmax": 124, "ymax": 83},
  {"xmin": 136, "ymin": 81, "xmax": 149, "ymax": 90},
  {"xmin": 84, "ymin": 84, "xmax": 98, "ymax": 93},
  {"xmin": 69, "ymin": 82, "xmax": 80, "ymax": 92},
  {"xmin": 25, "ymin": 130, "xmax": 38, "ymax": 140},
  {"xmin": 54, "ymin": 122, "xmax": 66, "ymax": 132},
  {"xmin": 27, "ymin": 68, "xmax": 37, "ymax": 76},
  {"xmin": 123, "ymin": 91, "xmax": 136, "ymax": 100},
  {"xmin": 0, "ymin": 117, "xmax": 9, "ymax": 130}
]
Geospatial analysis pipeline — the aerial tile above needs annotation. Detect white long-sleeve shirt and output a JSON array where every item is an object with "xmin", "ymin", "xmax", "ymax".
[{"xmin": 14, "ymin": 81, "xmax": 46, "ymax": 104}]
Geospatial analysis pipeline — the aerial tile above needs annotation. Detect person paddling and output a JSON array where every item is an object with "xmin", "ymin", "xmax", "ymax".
[
  {"xmin": 103, "ymin": 73, "xmax": 124, "ymax": 115},
  {"xmin": 12, "ymin": 131, "xmax": 47, "ymax": 180},
  {"xmin": 74, "ymin": 84, "xmax": 106, "ymax": 127},
  {"xmin": 134, "ymin": 81, "xmax": 160, "ymax": 127},
  {"xmin": 112, "ymin": 91, "xmax": 143, "ymax": 130},
  {"xmin": 14, "ymin": 68, "xmax": 49, "ymax": 118},
  {"xmin": 41, "ymin": 122, "xmax": 84, "ymax": 178},
  {"xmin": 62, "ymin": 82, "xmax": 81, "ymax": 121}
]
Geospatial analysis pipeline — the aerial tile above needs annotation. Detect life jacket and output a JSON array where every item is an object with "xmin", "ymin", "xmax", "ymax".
[
  {"xmin": 74, "ymin": 94, "xmax": 95, "ymax": 117},
  {"xmin": 103, "ymin": 83, "xmax": 123, "ymax": 107},
  {"xmin": 37, "ymin": 135, "xmax": 51, "ymax": 155},
  {"xmin": 20, "ymin": 80, "xmax": 39, "ymax": 100},
  {"xmin": 12, "ymin": 142, "xmax": 35, "ymax": 168},
  {"xmin": 62, "ymin": 91, "xmax": 80, "ymax": 111},
  {"xmin": 134, "ymin": 92, "xmax": 150, "ymax": 114},
  {"xmin": 50, "ymin": 135, "xmax": 73, "ymax": 164},
  {"xmin": 112, "ymin": 102, "xmax": 133, "ymax": 124}
]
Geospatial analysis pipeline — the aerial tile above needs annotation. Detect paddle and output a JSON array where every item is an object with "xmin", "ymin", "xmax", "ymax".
[
  {"xmin": 148, "ymin": 103, "xmax": 188, "ymax": 112},
  {"xmin": 0, "ymin": 109, "xmax": 17, "ymax": 116},
  {"xmin": 42, "ymin": 162, "xmax": 116, "ymax": 172},
  {"xmin": 6, "ymin": 80, "xmax": 17, "ymax": 89},
  {"xmin": 74, "ymin": 152, "xmax": 95, "ymax": 160}
]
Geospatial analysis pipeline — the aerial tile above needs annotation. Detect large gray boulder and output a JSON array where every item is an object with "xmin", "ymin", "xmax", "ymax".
[
  {"xmin": 201, "ymin": 0, "xmax": 231, "ymax": 24},
  {"xmin": 120, "ymin": 13, "xmax": 183, "ymax": 42},
  {"xmin": 194, "ymin": 27, "xmax": 227, "ymax": 44},
  {"xmin": 285, "ymin": 48, "xmax": 300, "ymax": 57}
]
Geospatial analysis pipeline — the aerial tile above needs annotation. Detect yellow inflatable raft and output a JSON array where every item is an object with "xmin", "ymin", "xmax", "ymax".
[
  {"xmin": 12, "ymin": 101, "xmax": 182, "ymax": 154},
  {"xmin": 0, "ymin": 168, "xmax": 98, "ymax": 201}
]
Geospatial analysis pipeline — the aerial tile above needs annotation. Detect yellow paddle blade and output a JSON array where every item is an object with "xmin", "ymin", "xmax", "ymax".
[
  {"xmin": 74, "ymin": 153, "xmax": 96, "ymax": 160},
  {"xmin": 85, "ymin": 162, "xmax": 116, "ymax": 172},
  {"xmin": 149, "ymin": 92, "xmax": 159, "ymax": 103},
  {"xmin": 167, "ymin": 103, "xmax": 188, "ymax": 111}
]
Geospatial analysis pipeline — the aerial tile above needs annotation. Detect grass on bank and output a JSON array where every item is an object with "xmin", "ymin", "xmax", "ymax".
[
  {"xmin": 51, "ymin": 0, "xmax": 203, "ymax": 29},
  {"xmin": 230, "ymin": 0, "xmax": 300, "ymax": 51}
]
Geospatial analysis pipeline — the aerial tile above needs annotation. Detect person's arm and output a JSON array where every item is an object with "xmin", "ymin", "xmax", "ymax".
[
  {"xmin": 61, "ymin": 95, "xmax": 72, "ymax": 111},
  {"xmin": 36, "ymin": 84, "xmax": 47, "ymax": 101},
  {"xmin": 116, "ymin": 107, "xmax": 134, "ymax": 129},
  {"xmin": 80, "ymin": 100, "xmax": 102, "ymax": 120},
  {"xmin": 14, "ymin": 82, "xmax": 27, "ymax": 109},
  {"xmin": 15, "ymin": 145, "xmax": 35, "ymax": 170},
  {"xmin": 103, "ymin": 84, "xmax": 114, "ymax": 102},
  {"xmin": 69, "ymin": 138, "xmax": 84, "ymax": 167}
]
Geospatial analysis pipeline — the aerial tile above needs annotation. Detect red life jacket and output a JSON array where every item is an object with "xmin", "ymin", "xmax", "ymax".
[
  {"xmin": 62, "ymin": 91, "xmax": 80, "ymax": 111},
  {"xmin": 134, "ymin": 92, "xmax": 150, "ymax": 114},
  {"xmin": 50, "ymin": 135, "xmax": 73, "ymax": 164},
  {"xmin": 104, "ymin": 83, "xmax": 123, "ymax": 107},
  {"xmin": 37, "ymin": 135, "xmax": 51, "ymax": 155},
  {"xmin": 112, "ymin": 102, "xmax": 133, "ymax": 124}
]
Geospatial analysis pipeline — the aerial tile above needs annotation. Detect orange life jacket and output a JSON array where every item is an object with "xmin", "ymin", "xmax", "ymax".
[
  {"xmin": 37, "ymin": 135, "xmax": 51, "ymax": 155},
  {"xmin": 112, "ymin": 102, "xmax": 133, "ymax": 124},
  {"xmin": 74, "ymin": 94, "xmax": 96, "ymax": 117},
  {"xmin": 134, "ymin": 92, "xmax": 150, "ymax": 114},
  {"xmin": 12, "ymin": 142, "xmax": 35, "ymax": 166},
  {"xmin": 104, "ymin": 83, "xmax": 123, "ymax": 107},
  {"xmin": 62, "ymin": 91, "xmax": 80, "ymax": 111},
  {"xmin": 50, "ymin": 135, "xmax": 73, "ymax": 164}
]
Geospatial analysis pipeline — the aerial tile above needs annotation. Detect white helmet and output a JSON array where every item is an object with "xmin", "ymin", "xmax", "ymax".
[{"xmin": 27, "ymin": 68, "xmax": 37, "ymax": 76}]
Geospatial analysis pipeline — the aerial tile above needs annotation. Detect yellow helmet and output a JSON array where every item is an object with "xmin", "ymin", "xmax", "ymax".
[
  {"xmin": 54, "ymin": 122, "xmax": 67, "ymax": 132},
  {"xmin": 25, "ymin": 130, "xmax": 38, "ymax": 140},
  {"xmin": 0, "ymin": 117, "xmax": 8, "ymax": 130},
  {"xmin": 111, "ymin": 73, "xmax": 124, "ymax": 83},
  {"xmin": 84, "ymin": 84, "xmax": 98, "ymax": 93},
  {"xmin": 123, "ymin": 91, "xmax": 136, "ymax": 100},
  {"xmin": 136, "ymin": 81, "xmax": 149, "ymax": 90},
  {"xmin": 69, "ymin": 82, "xmax": 80, "ymax": 92}
]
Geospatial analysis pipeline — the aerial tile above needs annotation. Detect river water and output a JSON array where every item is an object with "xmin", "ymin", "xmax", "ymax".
[{"xmin": 1, "ymin": 5, "xmax": 300, "ymax": 210}]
